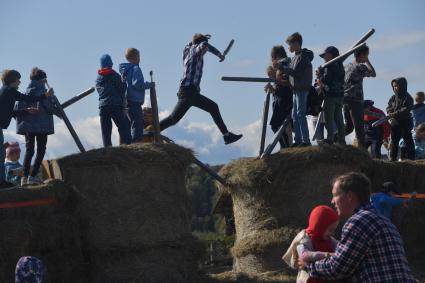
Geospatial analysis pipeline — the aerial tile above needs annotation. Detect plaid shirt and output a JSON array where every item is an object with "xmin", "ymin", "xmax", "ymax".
[
  {"xmin": 180, "ymin": 41, "xmax": 221, "ymax": 88},
  {"xmin": 306, "ymin": 204, "xmax": 416, "ymax": 282}
]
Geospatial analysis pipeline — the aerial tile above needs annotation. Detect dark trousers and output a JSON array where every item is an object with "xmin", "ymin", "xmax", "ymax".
[
  {"xmin": 23, "ymin": 133, "xmax": 48, "ymax": 177},
  {"xmin": 344, "ymin": 99, "xmax": 365, "ymax": 148},
  {"xmin": 365, "ymin": 138, "xmax": 383, "ymax": 159},
  {"xmin": 127, "ymin": 101, "xmax": 144, "ymax": 143},
  {"xmin": 390, "ymin": 119, "xmax": 415, "ymax": 161},
  {"xmin": 270, "ymin": 94, "xmax": 292, "ymax": 148},
  {"xmin": 100, "ymin": 106, "xmax": 132, "ymax": 147},
  {"xmin": 159, "ymin": 86, "xmax": 228, "ymax": 134}
]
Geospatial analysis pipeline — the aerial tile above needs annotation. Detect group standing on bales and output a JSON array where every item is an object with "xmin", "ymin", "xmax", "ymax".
[{"xmin": 2, "ymin": 31, "xmax": 425, "ymax": 190}]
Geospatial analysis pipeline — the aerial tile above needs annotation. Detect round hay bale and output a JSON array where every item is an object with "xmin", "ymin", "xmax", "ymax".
[
  {"xmin": 219, "ymin": 145, "xmax": 425, "ymax": 275},
  {"xmin": 52, "ymin": 143, "xmax": 194, "ymax": 249}
]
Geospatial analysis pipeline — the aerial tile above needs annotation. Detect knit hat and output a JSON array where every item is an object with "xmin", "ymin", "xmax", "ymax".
[
  {"xmin": 5, "ymin": 142, "xmax": 20, "ymax": 156},
  {"xmin": 364, "ymin": 100, "xmax": 374, "ymax": 108},
  {"xmin": 100, "ymin": 54, "xmax": 113, "ymax": 68}
]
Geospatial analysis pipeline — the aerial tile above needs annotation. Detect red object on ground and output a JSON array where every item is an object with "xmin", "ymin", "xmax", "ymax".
[{"xmin": 0, "ymin": 197, "xmax": 58, "ymax": 209}]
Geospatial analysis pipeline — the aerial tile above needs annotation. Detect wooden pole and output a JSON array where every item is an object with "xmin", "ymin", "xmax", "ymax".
[
  {"xmin": 221, "ymin": 76, "xmax": 275, "ymax": 83},
  {"xmin": 261, "ymin": 118, "xmax": 290, "ymax": 158},
  {"xmin": 259, "ymin": 92, "xmax": 271, "ymax": 156},
  {"xmin": 61, "ymin": 87, "xmax": 95, "ymax": 109},
  {"xmin": 149, "ymin": 71, "xmax": 162, "ymax": 144}
]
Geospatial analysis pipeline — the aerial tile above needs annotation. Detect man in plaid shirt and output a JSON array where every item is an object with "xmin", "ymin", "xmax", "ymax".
[
  {"xmin": 302, "ymin": 172, "xmax": 416, "ymax": 282},
  {"xmin": 159, "ymin": 33, "xmax": 242, "ymax": 145}
]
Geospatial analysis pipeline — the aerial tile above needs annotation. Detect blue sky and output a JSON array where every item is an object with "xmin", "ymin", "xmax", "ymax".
[{"xmin": 1, "ymin": 0, "xmax": 425, "ymax": 164}]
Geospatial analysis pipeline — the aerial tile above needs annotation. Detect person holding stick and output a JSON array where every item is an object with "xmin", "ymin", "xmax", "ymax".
[
  {"xmin": 316, "ymin": 46, "xmax": 345, "ymax": 144},
  {"xmin": 159, "ymin": 33, "xmax": 242, "ymax": 145},
  {"xmin": 264, "ymin": 46, "xmax": 293, "ymax": 148},
  {"xmin": 364, "ymin": 100, "xmax": 390, "ymax": 159},
  {"xmin": 15, "ymin": 68, "xmax": 61, "ymax": 186},
  {"xmin": 0, "ymin": 69, "xmax": 53, "ymax": 189},
  {"xmin": 343, "ymin": 45, "xmax": 376, "ymax": 148}
]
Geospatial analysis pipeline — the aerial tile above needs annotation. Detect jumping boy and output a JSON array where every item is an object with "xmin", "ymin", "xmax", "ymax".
[
  {"xmin": 316, "ymin": 46, "xmax": 345, "ymax": 144},
  {"xmin": 276, "ymin": 32, "xmax": 314, "ymax": 147},
  {"xmin": 343, "ymin": 45, "xmax": 376, "ymax": 148},
  {"xmin": 0, "ymin": 69, "xmax": 53, "ymax": 189},
  {"xmin": 119, "ymin": 48, "xmax": 155, "ymax": 143},
  {"xmin": 96, "ymin": 54, "xmax": 131, "ymax": 147},
  {"xmin": 387, "ymin": 77, "xmax": 415, "ymax": 161},
  {"xmin": 159, "ymin": 33, "xmax": 242, "ymax": 145}
]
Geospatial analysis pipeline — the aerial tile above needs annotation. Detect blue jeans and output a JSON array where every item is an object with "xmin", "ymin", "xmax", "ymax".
[
  {"xmin": 0, "ymin": 130, "xmax": 5, "ymax": 183},
  {"xmin": 127, "ymin": 101, "xmax": 144, "ymax": 143},
  {"xmin": 292, "ymin": 91, "xmax": 310, "ymax": 144},
  {"xmin": 100, "ymin": 106, "xmax": 132, "ymax": 147}
]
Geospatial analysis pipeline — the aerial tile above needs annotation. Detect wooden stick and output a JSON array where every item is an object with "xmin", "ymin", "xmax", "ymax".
[
  {"xmin": 61, "ymin": 87, "xmax": 95, "ymax": 109},
  {"xmin": 149, "ymin": 71, "xmax": 162, "ymax": 144},
  {"xmin": 222, "ymin": 76, "xmax": 275, "ymax": 83},
  {"xmin": 259, "ymin": 92, "xmax": 271, "ymax": 156},
  {"xmin": 261, "ymin": 118, "xmax": 290, "ymax": 158}
]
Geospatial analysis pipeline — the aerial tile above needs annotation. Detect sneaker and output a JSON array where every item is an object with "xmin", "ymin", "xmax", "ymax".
[
  {"xmin": 27, "ymin": 176, "xmax": 43, "ymax": 185},
  {"xmin": 0, "ymin": 181, "xmax": 16, "ymax": 189},
  {"xmin": 223, "ymin": 132, "xmax": 243, "ymax": 145},
  {"xmin": 300, "ymin": 142, "xmax": 312, "ymax": 147},
  {"xmin": 21, "ymin": 177, "xmax": 28, "ymax": 187}
]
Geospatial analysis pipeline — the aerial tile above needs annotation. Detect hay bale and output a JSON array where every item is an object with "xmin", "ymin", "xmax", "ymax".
[
  {"xmin": 53, "ymin": 143, "xmax": 194, "ymax": 249},
  {"xmin": 0, "ymin": 180, "xmax": 85, "ymax": 283},
  {"xmin": 219, "ymin": 145, "xmax": 425, "ymax": 274}
]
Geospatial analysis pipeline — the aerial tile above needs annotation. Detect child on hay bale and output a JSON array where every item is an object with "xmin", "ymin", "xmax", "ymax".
[
  {"xmin": 96, "ymin": 54, "xmax": 132, "ymax": 147},
  {"xmin": 15, "ymin": 68, "xmax": 61, "ymax": 186},
  {"xmin": 283, "ymin": 205, "xmax": 339, "ymax": 283},
  {"xmin": 119, "ymin": 48, "xmax": 155, "ymax": 143},
  {"xmin": 4, "ymin": 142, "xmax": 23, "ymax": 186},
  {"xmin": 264, "ymin": 45, "xmax": 293, "ymax": 148},
  {"xmin": 414, "ymin": 123, "xmax": 425, "ymax": 159},
  {"xmin": 363, "ymin": 100, "xmax": 390, "ymax": 159},
  {"xmin": 15, "ymin": 256, "xmax": 47, "ymax": 283},
  {"xmin": 0, "ymin": 69, "xmax": 54, "ymax": 189}
]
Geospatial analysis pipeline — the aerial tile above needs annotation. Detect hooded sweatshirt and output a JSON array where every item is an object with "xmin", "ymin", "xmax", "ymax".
[
  {"xmin": 119, "ymin": 63, "xmax": 153, "ymax": 104},
  {"xmin": 386, "ymin": 77, "xmax": 413, "ymax": 122},
  {"xmin": 412, "ymin": 103, "xmax": 425, "ymax": 128},
  {"xmin": 281, "ymin": 48, "xmax": 314, "ymax": 92},
  {"xmin": 318, "ymin": 61, "xmax": 345, "ymax": 98}
]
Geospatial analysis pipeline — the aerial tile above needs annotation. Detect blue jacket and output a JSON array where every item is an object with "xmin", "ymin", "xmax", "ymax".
[
  {"xmin": 15, "ymin": 80, "xmax": 61, "ymax": 135},
  {"xmin": 4, "ymin": 160, "xmax": 22, "ymax": 185},
  {"xmin": 412, "ymin": 103, "xmax": 425, "ymax": 128},
  {"xmin": 96, "ymin": 69, "xmax": 127, "ymax": 108},
  {"xmin": 370, "ymin": 192, "xmax": 404, "ymax": 219},
  {"xmin": 119, "ymin": 63, "xmax": 153, "ymax": 104}
]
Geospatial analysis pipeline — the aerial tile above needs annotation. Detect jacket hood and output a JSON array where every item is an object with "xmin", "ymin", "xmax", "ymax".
[
  {"xmin": 119, "ymin": 63, "xmax": 135, "ymax": 76},
  {"xmin": 391, "ymin": 77, "xmax": 408, "ymax": 96},
  {"xmin": 301, "ymin": 48, "xmax": 314, "ymax": 62}
]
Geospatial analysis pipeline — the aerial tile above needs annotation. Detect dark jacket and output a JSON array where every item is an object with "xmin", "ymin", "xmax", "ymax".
[
  {"xmin": 386, "ymin": 77, "xmax": 413, "ymax": 122},
  {"xmin": 318, "ymin": 62, "xmax": 345, "ymax": 98},
  {"xmin": 0, "ymin": 85, "xmax": 46, "ymax": 129},
  {"xmin": 15, "ymin": 80, "xmax": 61, "ymax": 135},
  {"xmin": 281, "ymin": 48, "xmax": 314, "ymax": 92},
  {"xmin": 411, "ymin": 103, "xmax": 425, "ymax": 128},
  {"xmin": 96, "ymin": 69, "xmax": 127, "ymax": 108}
]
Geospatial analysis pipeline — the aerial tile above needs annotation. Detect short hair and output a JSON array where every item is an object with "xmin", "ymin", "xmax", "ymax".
[
  {"xmin": 354, "ymin": 45, "xmax": 370, "ymax": 58},
  {"xmin": 29, "ymin": 67, "xmax": 47, "ymax": 81},
  {"xmin": 416, "ymin": 91, "xmax": 425, "ymax": 100},
  {"xmin": 1, "ymin": 69, "xmax": 21, "ymax": 86},
  {"xmin": 416, "ymin": 123, "xmax": 425, "ymax": 136},
  {"xmin": 271, "ymin": 45, "xmax": 287, "ymax": 59},
  {"xmin": 286, "ymin": 32, "xmax": 303, "ymax": 45},
  {"xmin": 332, "ymin": 172, "xmax": 371, "ymax": 204},
  {"xmin": 125, "ymin": 48, "xmax": 140, "ymax": 61},
  {"xmin": 192, "ymin": 33, "xmax": 210, "ymax": 44}
]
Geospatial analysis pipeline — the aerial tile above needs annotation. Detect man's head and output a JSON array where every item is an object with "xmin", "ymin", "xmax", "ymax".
[
  {"xmin": 354, "ymin": 44, "xmax": 370, "ymax": 63},
  {"xmin": 415, "ymin": 91, "xmax": 425, "ymax": 104},
  {"xmin": 29, "ymin": 67, "xmax": 47, "ymax": 82},
  {"xmin": 271, "ymin": 45, "xmax": 287, "ymax": 61},
  {"xmin": 286, "ymin": 32, "xmax": 302, "ymax": 53},
  {"xmin": 1, "ymin": 69, "xmax": 21, "ymax": 89},
  {"xmin": 125, "ymin": 48, "xmax": 140, "ymax": 64},
  {"xmin": 319, "ymin": 46, "xmax": 339, "ymax": 63},
  {"xmin": 382, "ymin": 182, "xmax": 401, "ymax": 195},
  {"xmin": 192, "ymin": 33, "xmax": 210, "ymax": 45},
  {"xmin": 331, "ymin": 172, "xmax": 371, "ymax": 218}
]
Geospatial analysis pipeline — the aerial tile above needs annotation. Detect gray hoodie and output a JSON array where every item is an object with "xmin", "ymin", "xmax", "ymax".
[{"xmin": 281, "ymin": 48, "xmax": 314, "ymax": 92}]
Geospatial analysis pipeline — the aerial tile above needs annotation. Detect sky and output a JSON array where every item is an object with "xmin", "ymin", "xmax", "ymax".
[{"xmin": 1, "ymin": 0, "xmax": 425, "ymax": 164}]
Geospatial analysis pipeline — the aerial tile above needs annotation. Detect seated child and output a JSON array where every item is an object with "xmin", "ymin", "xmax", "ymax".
[
  {"xmin": 4, "ymin": 142, "xmax": 23, "ymax": 186},
  {"xmin": 283, "ymin": 205, "xmax": 339, "ymax": 283}
]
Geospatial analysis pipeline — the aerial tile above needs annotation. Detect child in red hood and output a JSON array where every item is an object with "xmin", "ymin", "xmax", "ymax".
[
  {"xmin": 283, "ymin": 205, "xmax": 339, "ymax": 283},
  {"xmin": 364, "ymin": 100, "xmax": 390, "ymax": 159}
]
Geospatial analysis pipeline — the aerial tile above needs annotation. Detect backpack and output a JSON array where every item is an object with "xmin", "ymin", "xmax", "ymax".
[{"xmin": 307, "ymin": 86, "xmax": 323, "ymax": 116}]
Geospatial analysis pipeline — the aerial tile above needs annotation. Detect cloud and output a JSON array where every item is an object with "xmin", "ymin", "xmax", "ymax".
[{"xmin": 370, "ymin": 30, "xmax": 425, "ymax": 51}]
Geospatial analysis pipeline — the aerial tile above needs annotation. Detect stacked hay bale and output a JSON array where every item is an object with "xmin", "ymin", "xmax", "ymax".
[
  {"xmin": 52, "ymin": 143, "xmax": 203, "ymax": 283},
  {"xmin": 0, "ymin": 179, "xmax": 85, "ymax": 282},
  {"xmin": 218, "ymin": 145, "xmax": 425, "ymax": 274}
]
